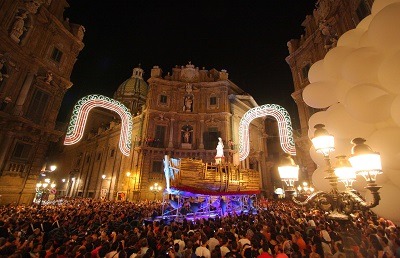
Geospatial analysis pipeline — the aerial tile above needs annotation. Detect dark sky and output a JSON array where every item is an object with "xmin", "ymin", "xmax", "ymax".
[{"xmin": 59, "ymin": 0, "xmax": 316, "ymax": 129}]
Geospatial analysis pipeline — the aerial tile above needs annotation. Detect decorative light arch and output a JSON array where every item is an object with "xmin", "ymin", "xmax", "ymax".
[
  {"xmin": 64, "ymin": 94, "xmax": 133, "ymax": 156},
  {"xmin": 239, "ymin": 104, "xmax": 296, "ymax": 161}
]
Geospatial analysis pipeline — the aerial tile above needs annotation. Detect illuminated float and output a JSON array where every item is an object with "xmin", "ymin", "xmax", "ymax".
[{"xmin": 161, "ymin": 104, "xmax": 296, "ymax": 218}]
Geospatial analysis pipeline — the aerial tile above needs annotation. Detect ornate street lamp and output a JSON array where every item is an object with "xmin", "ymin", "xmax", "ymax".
[
  {"xmin": 334, "ymin": 155, "xmax": 356, "ymax": 189},
  {"xmin": 278, "ymin": 153, "xmax": 299, "ymax": 197},
  {"xmin": 40, "ymin": 164, "xmax": 57, "ymax": 177},
  {"xmin": 150, "ymin": 183, "xmax": 162, "ymax": 200},
  {"xmin": 278, "ymin": 124, "xmax": 383, "ymax": 221}
]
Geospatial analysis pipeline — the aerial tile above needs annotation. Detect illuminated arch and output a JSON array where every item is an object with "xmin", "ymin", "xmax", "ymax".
[
  {"xmin": 239, "ymin": 104, "xmax": 296, "ymax": 161},
  {"xmin": 64, "ymin": 94, "xmax": 132, "ymax": 156}
]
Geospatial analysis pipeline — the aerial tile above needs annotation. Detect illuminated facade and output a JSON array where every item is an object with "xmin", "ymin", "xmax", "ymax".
[
  {"xmin": 54, "ymin": 64, "xmax": 286, "ymax": 200},
  {"xmin": 0, "ymin": 0, "xmax": 84, "ymax": 204},
  {"xmin": 286, "ymin": 0, "xmax": 374, "ymax": 180}
]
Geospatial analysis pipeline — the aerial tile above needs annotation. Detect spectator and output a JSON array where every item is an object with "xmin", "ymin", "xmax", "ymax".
[
  {"xmin": 195, "ymin": 236, "xmax": 210, "ymax": 258},
  {"xmin": 256, "ymin": 243, "xmax": 272, "ymax": 258}
]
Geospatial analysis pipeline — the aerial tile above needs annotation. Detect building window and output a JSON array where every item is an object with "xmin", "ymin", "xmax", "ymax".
[
  {"xmin": 11, "ymin": 142, "xmax": 32, "ymax": 161},
  {"xmin": 25, "ymin": 89, "xmax": 49, "ymax": 124},
  {"xmin": 0, "ymin": 65, "xmax": 8, "ymax": 91},
  {"xmin": 160, "ymin": 95, "xmax": 167, "ymax": 104},
  {"xmin": 51, "ymin": 47, "xmax": 63, "ymax": 63},
  {"xmin": 301, "ymin": 63, "xmax": 311, "ymax": 79},
  {"xmin": 203, "ymin": 127, "xmax": 220, "ymax": 150},
  {"xmin": 154, "ymin": 125, "xmax": 166, "ymax": 148},
  {"xmin": 209, "ymin": 96, "xmax": 217, "ymax": 105},
  {"xmin": 152, "ymin": 161, "xmax": 163, "ymax": 173}
]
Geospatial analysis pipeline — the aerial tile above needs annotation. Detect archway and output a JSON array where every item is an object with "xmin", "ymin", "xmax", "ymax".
[
  {"xmin": 64, "ymin": 94, "xmax": 133, "ymax": 156},
  {"xmin": 238, "ymin": 104, "xmax": 296, "ymax": 161}
]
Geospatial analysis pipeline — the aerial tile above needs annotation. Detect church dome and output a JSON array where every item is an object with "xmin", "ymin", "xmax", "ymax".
[{"xmin": 114, "ymin": 67, "xmax": 148, "ymax": 100}]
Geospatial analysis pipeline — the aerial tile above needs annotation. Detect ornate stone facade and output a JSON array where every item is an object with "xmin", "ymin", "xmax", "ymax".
[
  {"xmin": 54, "ymin": 63, "xmax": 277, "ymax": 200},
  {"xmin": 0, "ymin": 0, "xmax": 84, "ymax": 204},
  {"xmin": 286, "ymin": 0, "xmax": 374, "ymax": 180}
]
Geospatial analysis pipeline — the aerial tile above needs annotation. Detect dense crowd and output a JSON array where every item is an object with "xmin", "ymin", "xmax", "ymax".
[{"xmin": 0, "ymin": 198, "xmax": 399, "ymax": 258}]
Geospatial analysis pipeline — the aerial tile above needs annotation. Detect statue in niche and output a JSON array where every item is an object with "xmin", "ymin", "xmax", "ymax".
[
  {"xmin": 216, "ymin": 137, "xmax": 224, "ymax": 157},
  {"xmin": 77, "ymin": 26, "xmax": 86, "ymax": 41},
  {"xmin": 183, "ymin": 95, "xmax": 193, "ymax": 112},
  {"xmin": 185, "ymin": 83, "xmax": 193, "ymax": 94},
  {"xmin": 10, "ymin": 12, "xmax": 28, "ymax": 41},
  {"xmin": 24, "ymin": 0, "xmax": 42, "ymax": 14},
  {"xmin": 45, "ymin": 70, "xmax": 53, "ymax": 84},
  {"xmin": 181, "ymin": 127, "xmax": 193, "ymax": 143},
  {"xmin": 287, "ymin": 41, "xmax": 294, "ymax": 54},
  {"xmin": 319, "ymin": 20, "xmax": 338, "ymax": 51}
]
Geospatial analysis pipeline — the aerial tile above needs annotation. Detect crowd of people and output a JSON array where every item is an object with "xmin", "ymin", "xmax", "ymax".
[{"xmin": 0, "ymin": 198, "xmax": 399, "ymax": 258}]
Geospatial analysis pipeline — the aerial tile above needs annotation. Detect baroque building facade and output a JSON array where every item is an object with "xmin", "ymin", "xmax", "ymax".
[
  {"xmin": 286, "ymin": 0, "xmax": 374, "ymax": 181},
  {"xmin": 55, "ymin": 63, "xmax": 278, "ymax": 200},
  {"xmin": 0, "ymin": 0, "xmax": 84, "ymax": 204}
]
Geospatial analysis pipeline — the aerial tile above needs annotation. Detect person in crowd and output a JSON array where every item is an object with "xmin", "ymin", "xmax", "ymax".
[
  {"xmin": 332, "ymin": 242, "xmax": 345, "ymax": 258},
  {"xmin": 257, "ymin": 243, "xmax": 272, "ymax": 258},
  {"xmin": 220, "ymin": 237, "xmax": 230, "ymax": 257},
  {"xmin": 195, "ymin": 235, "xmax": 210, "ymax": 258}
]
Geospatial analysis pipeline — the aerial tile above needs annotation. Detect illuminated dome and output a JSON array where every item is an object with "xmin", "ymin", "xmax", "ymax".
[{"xmin": 114, "ymin": 67, "xmax": 148, "ymax": 100}]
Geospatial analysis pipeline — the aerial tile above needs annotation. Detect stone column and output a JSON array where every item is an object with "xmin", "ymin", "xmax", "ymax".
[
  {"xmin": 168, "ymin": 118, "xmax": 174, "ymax": 148},
  {"xmin": 0, "ymin": 132, "xmax": 14, "ymax": 170},
  {"xmin": 13, "ymin": 71, "xmax": 35, "ymax": 116},
  {"xmin": 199, "ymin": 118, "xmax": 204, "ymax": 149},
  {"xmin": 224, "ymin": 115, "xmax": 230, "ymax": 143}
]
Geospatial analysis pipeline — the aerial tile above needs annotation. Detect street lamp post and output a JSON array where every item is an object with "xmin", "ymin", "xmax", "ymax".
[
  {"xmin": 278, "ymin": 124, "xmax": 383, "ymax": 221},
  {"xmin": 149, "ymin": 183, "xmax": 162, "ymax": 200}
]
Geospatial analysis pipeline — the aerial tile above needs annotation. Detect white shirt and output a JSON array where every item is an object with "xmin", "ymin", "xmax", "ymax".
[
  {"xmin": 220, "ymin": 246, "xmax": 230, "ymax": 257},
  {"xmin": 195, "ymin": 246, "xmax": 211, "ymax": 258},
  {"xmin": 174, "ymin": 239, "xmax": 185, "ymax": 253},
  {"xmin": 238, "ymin": 238, "xmax": 251, "ymax": 250},
  {"xmin": 208, "ymin": 237, "xmax": 220, "ymax": 252}
]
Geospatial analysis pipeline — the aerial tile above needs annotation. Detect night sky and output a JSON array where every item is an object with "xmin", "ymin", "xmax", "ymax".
[{"xmin": 59, "ymin": 1, "xmax": 316, "ymax": 129}]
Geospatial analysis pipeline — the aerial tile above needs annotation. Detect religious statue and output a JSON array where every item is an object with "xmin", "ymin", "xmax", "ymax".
[
  {"xmin": 181, "ymin": 127, "xmax": 193, "ymax": 143},
  {"xmin": 77, "ymin": 26, "xmax": 86, "ymax": 41},
  {"xmin": 216, "ymin": 137, "xmax": 224, "ymax": 157},
  {"xmin": 45, "ymin": 70, "xmax": 53, "ymax": 84},
  {"xmin": 319, "ymin": 20, "xmax": 338, "ymax": 51},
  {"xmin": 183, "ymin": 96, "xmax": 192, "ymax": 112},
  {"xmin": 10, "ymin": 12, "xmax": 28, "ymax": 41},
  {"xmin": 287, "ymin": 41, "xmax": 294, "ymax": 54},
  {"xmin": 185, "ymin": 83, "xmax": 193, "ymax": 94},
  {"xmin": 24, "ymin": 0, "xmax": 42, "ymax": 14}
]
